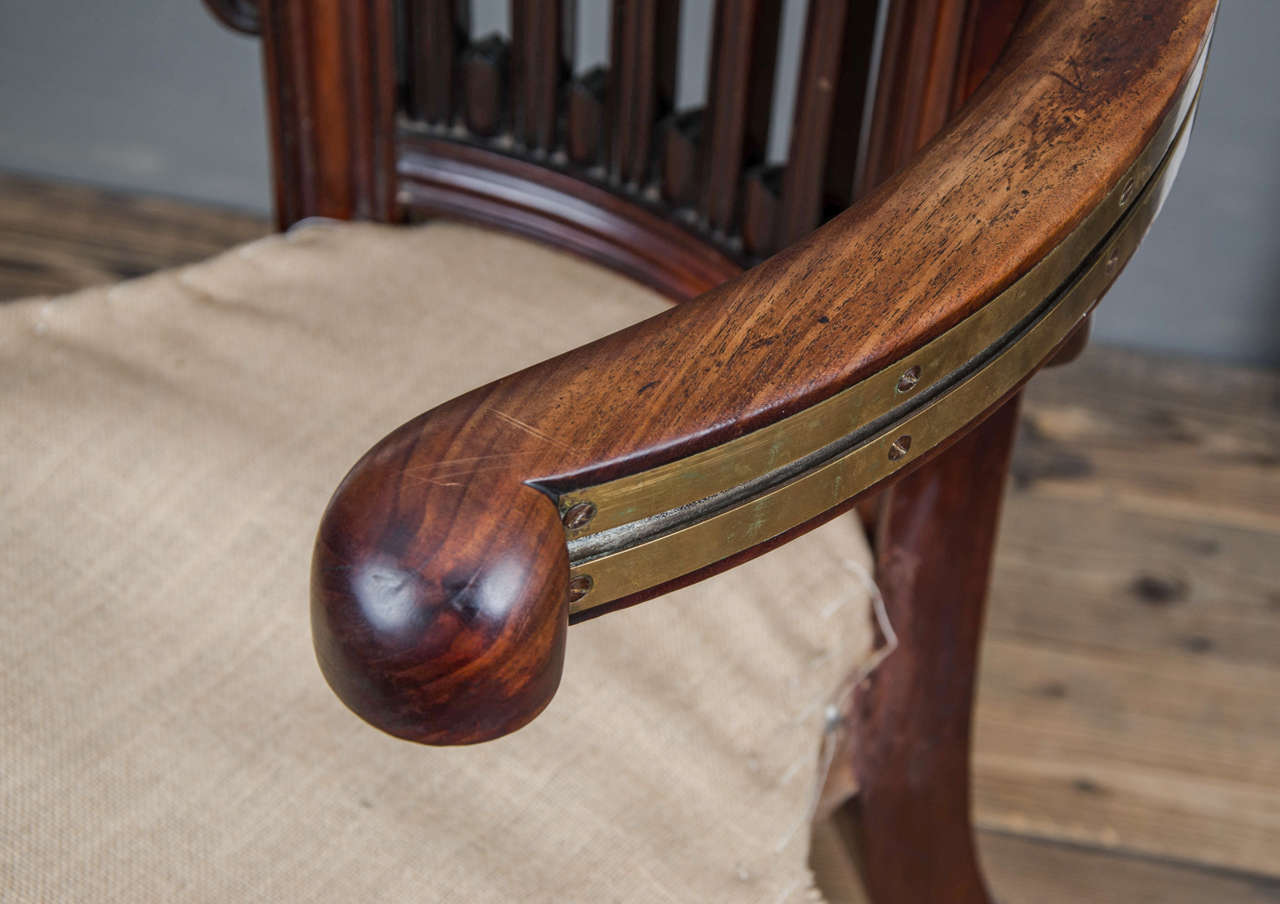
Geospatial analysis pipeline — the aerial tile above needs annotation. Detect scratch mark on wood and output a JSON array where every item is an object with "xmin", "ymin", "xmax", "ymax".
[
  {"xmin": 486, "ymin": 408, "xmax": 571, "ymax": 449},
  {"xmin": 1048, "ymin": 70, "xmax": 1085, "ymax": 94}
]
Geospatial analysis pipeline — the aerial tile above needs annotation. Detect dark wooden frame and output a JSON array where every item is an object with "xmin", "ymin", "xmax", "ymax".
[{"xmin": 210, "ymin": 2, "xmax": 1216, "ymax": 901}]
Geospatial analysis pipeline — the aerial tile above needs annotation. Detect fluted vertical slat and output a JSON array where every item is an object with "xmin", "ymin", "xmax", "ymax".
[
  {"xmin": 396, "ymin": 0, "xmax": 1024, "ymax": 261},
  {"xmin": 858, "ymin": 0, "xmax": 946, "ymax": 194},
  {"xmin": 858, "ymin": 0, "xmax": 1019, "ymax": 198},
  {"xmin": 511, "ymin": 0, "xmax": 564, "ymax": 152},
  {"xmin": 775, "ymin": 0, "xmax": 849, "ymax": 248},
  {"xmin": 820, "ymin": 0, "xmax": 881, "ymax": 215},
  {"xmin": 405, "ymin": 0, "xmax": 465, "ymax": 125},
  {"xmin": 655, "ymin": 0, "xmax": 681, "ymax": 117},
  {"xmin": 609, "ymin": 0, "xmax": 659, "ymax": 185},
  {"xmin": 741, "ymin": 0, "xmax": 780, "ymax": 166},
  {"xmin": 660, "ymin": 111, "xmax": 702, "ymax": 204},
  {"xmin": 567, "ymin": 67, "xmax": 607, "ymax": 166},
  {"xmin": 917, "ymin": 0, "xmax": 969, "ymax": 144},
  {"xmin": 462, "ymin": 35, "xmax": 508, "ymax": 137},
  {"xmin": 699, "ymin": 0, "xmax": 780, "ymax": 234},
  {"xmin": 741, "ymin": 164, "xmax": 781, "ymax": 256}
]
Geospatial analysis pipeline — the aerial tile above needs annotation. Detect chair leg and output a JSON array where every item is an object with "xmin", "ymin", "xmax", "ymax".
[{"xmin": 837, "ymin": 393, "xmax": 1022, "ymax": 904}]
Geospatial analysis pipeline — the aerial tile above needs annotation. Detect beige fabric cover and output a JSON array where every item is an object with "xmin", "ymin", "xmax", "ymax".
[{"xmin": 0, "ymin": 222, "xmax": 876, "ymax": 903}]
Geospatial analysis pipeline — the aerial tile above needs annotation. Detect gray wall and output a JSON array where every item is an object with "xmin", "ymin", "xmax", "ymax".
[
  {"xmin": 1098, "ymin": 3, "xmax": 1280, "ymax": 367},
  {"xmin": 0, "ymin": 0, "xmax": 268, "ymax": 210},
  {"xmin": 1, "ymin": 1, "xmax": 1276, "ymax": 365}
]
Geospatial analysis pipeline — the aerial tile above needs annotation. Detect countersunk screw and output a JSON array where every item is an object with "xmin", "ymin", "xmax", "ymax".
[
  {"xmin": 888, "ymin": 435, "xmax": 912, "ymax": 460},
  {"xmin": 1119, "ymin": 177, "xmax": 1136, "ymax": 208},
  {"xmin": 568, "ymin": 574, "xmax": 594, "ymax": 602},
  {"xmin": 896, "ymin": 365, "xmax": 922, "ymax": 393},
  {"xmin": 562, "ymin": 501, "xmax": 597, "ymax": 530}
]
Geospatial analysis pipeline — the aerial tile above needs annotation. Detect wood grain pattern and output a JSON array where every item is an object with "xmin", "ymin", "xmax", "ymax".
[
  {"xmin": 313, "ymin": 0, "xmax": 1215, "ymax": 743},
  {"xmin": 0, "ymin": 174, "xmax": 267, "ymax": 300},
  {"xmin": 975, "ymin": 832, "xmax": 1280, "ymax": 904},
  {"xmin": 313, "ymin": 458, "xmax": 570, "ymax": 745},
  {"xmin": 975, "ymin": 347, "xmax": 1280, "ymax": 878},
  {"xmin": 812, "ymin": 819, "xmax": 1280, "ymax": 904},
  {"xmin": 975, "ymin": 637, "xmax": 1280, "ymax": 873}
]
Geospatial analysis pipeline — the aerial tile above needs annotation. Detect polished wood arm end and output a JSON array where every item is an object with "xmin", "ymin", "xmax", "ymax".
[{"xmin": 311, "ymin": 412, "xmax": 569, "ymax": 746}]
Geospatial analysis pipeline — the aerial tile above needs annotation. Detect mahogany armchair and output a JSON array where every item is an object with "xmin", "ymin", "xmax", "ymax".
[
  {"xmin": 264, "ymin": 0, "xmax": 1207, "ymax": 894},
  {"xmin": 251, "ymin": 0, "xmax": 1208, "ymax": 890},
  {"xmin": 2, "ymin": 1, "xmax": 1213, "ymax": 902}
]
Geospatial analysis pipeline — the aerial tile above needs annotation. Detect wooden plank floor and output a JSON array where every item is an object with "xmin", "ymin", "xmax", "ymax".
[
  {"xmin": 975, "ymin": 348, "xmax": 1280, "ymax": 890},
  {"xmin": 3, "ymin": 171, "xmax": 1277, "ymax": 901},
  {"xmin": 0, "ymin": 173, "xmax": 267, "ymax": 298}
]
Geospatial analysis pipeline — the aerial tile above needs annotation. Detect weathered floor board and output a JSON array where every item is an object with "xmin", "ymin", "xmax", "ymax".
[
  {"xmin": 812, "ymin": 819, "xmax": 1280, "ymax": 904},
  {"xmin": 3, "ymin": 172, "xmax": 1276, "ymax": 900},
  {"xmin": 980, "ymin": 348, "xmax": 1280, "ymax": 881},
  {"xmin": 0, "ymin": 173, "xmax": 267, "ymax": 299}
]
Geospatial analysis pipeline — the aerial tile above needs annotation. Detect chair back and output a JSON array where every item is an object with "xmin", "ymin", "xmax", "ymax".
[{"xmin": 209, "ymin": 0, "xmax": 1023, "ymax": 298}]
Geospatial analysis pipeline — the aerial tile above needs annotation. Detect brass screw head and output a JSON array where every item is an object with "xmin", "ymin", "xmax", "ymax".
[
  {"xmin": 896, "ymin": 365, "xmax": 922, "ymax": 393},
  {"xmin": 562, "ymin": 501, "xmax": 597, "ymax": 531},
  {"xmin": 568, "ymin": 574, "xmax": 594, "ymax": 603},
  {"xmin": 888, "ymin": 435, "xmax": 912, "ymax": 460}
]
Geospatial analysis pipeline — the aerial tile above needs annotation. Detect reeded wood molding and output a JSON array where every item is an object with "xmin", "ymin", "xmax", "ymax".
[
  {"xmin": 608, "ymin": 0, "xmax": 659, "ymax": 186},
  {"xmin": 404, "ymin": 0, "xmax": 467, "ymax": 126},
  {"xmin": 260, "ymin": 0, "xmax": 398, "ymax": 228},
  {"xmin": 699, "ymin": 0, "xmax": 781, "ymax": 234},
  {"xmin": 313, "ymin": 0, "xmax": 1216, "ymax": 745},
  {"xmin": 775, "ymin": 0, "xmax": 850, "ymax": 248},
  {"xmin": 397, "ymin": 135, "xmax": 743, "ymax": 301},
  {"xmin": 510, "ymin": 0, "xmax": 564, "ymax": 153}
]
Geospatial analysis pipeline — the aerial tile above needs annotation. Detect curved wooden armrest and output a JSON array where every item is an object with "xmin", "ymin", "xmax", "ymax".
[{"xmin": 312, "ymin": 0, "xmax": 1215, "ymax": 745}]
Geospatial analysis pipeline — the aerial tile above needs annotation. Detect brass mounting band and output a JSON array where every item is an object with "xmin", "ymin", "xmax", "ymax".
[{"xmin": 559, "ymin": 45, "xmax": 1207, "ymax": 615}]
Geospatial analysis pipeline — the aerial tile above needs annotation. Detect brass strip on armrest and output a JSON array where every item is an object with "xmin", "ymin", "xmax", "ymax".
[{"xmin": 561, "ymin": 49, "xmax": 1206, "ymax": 614}]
